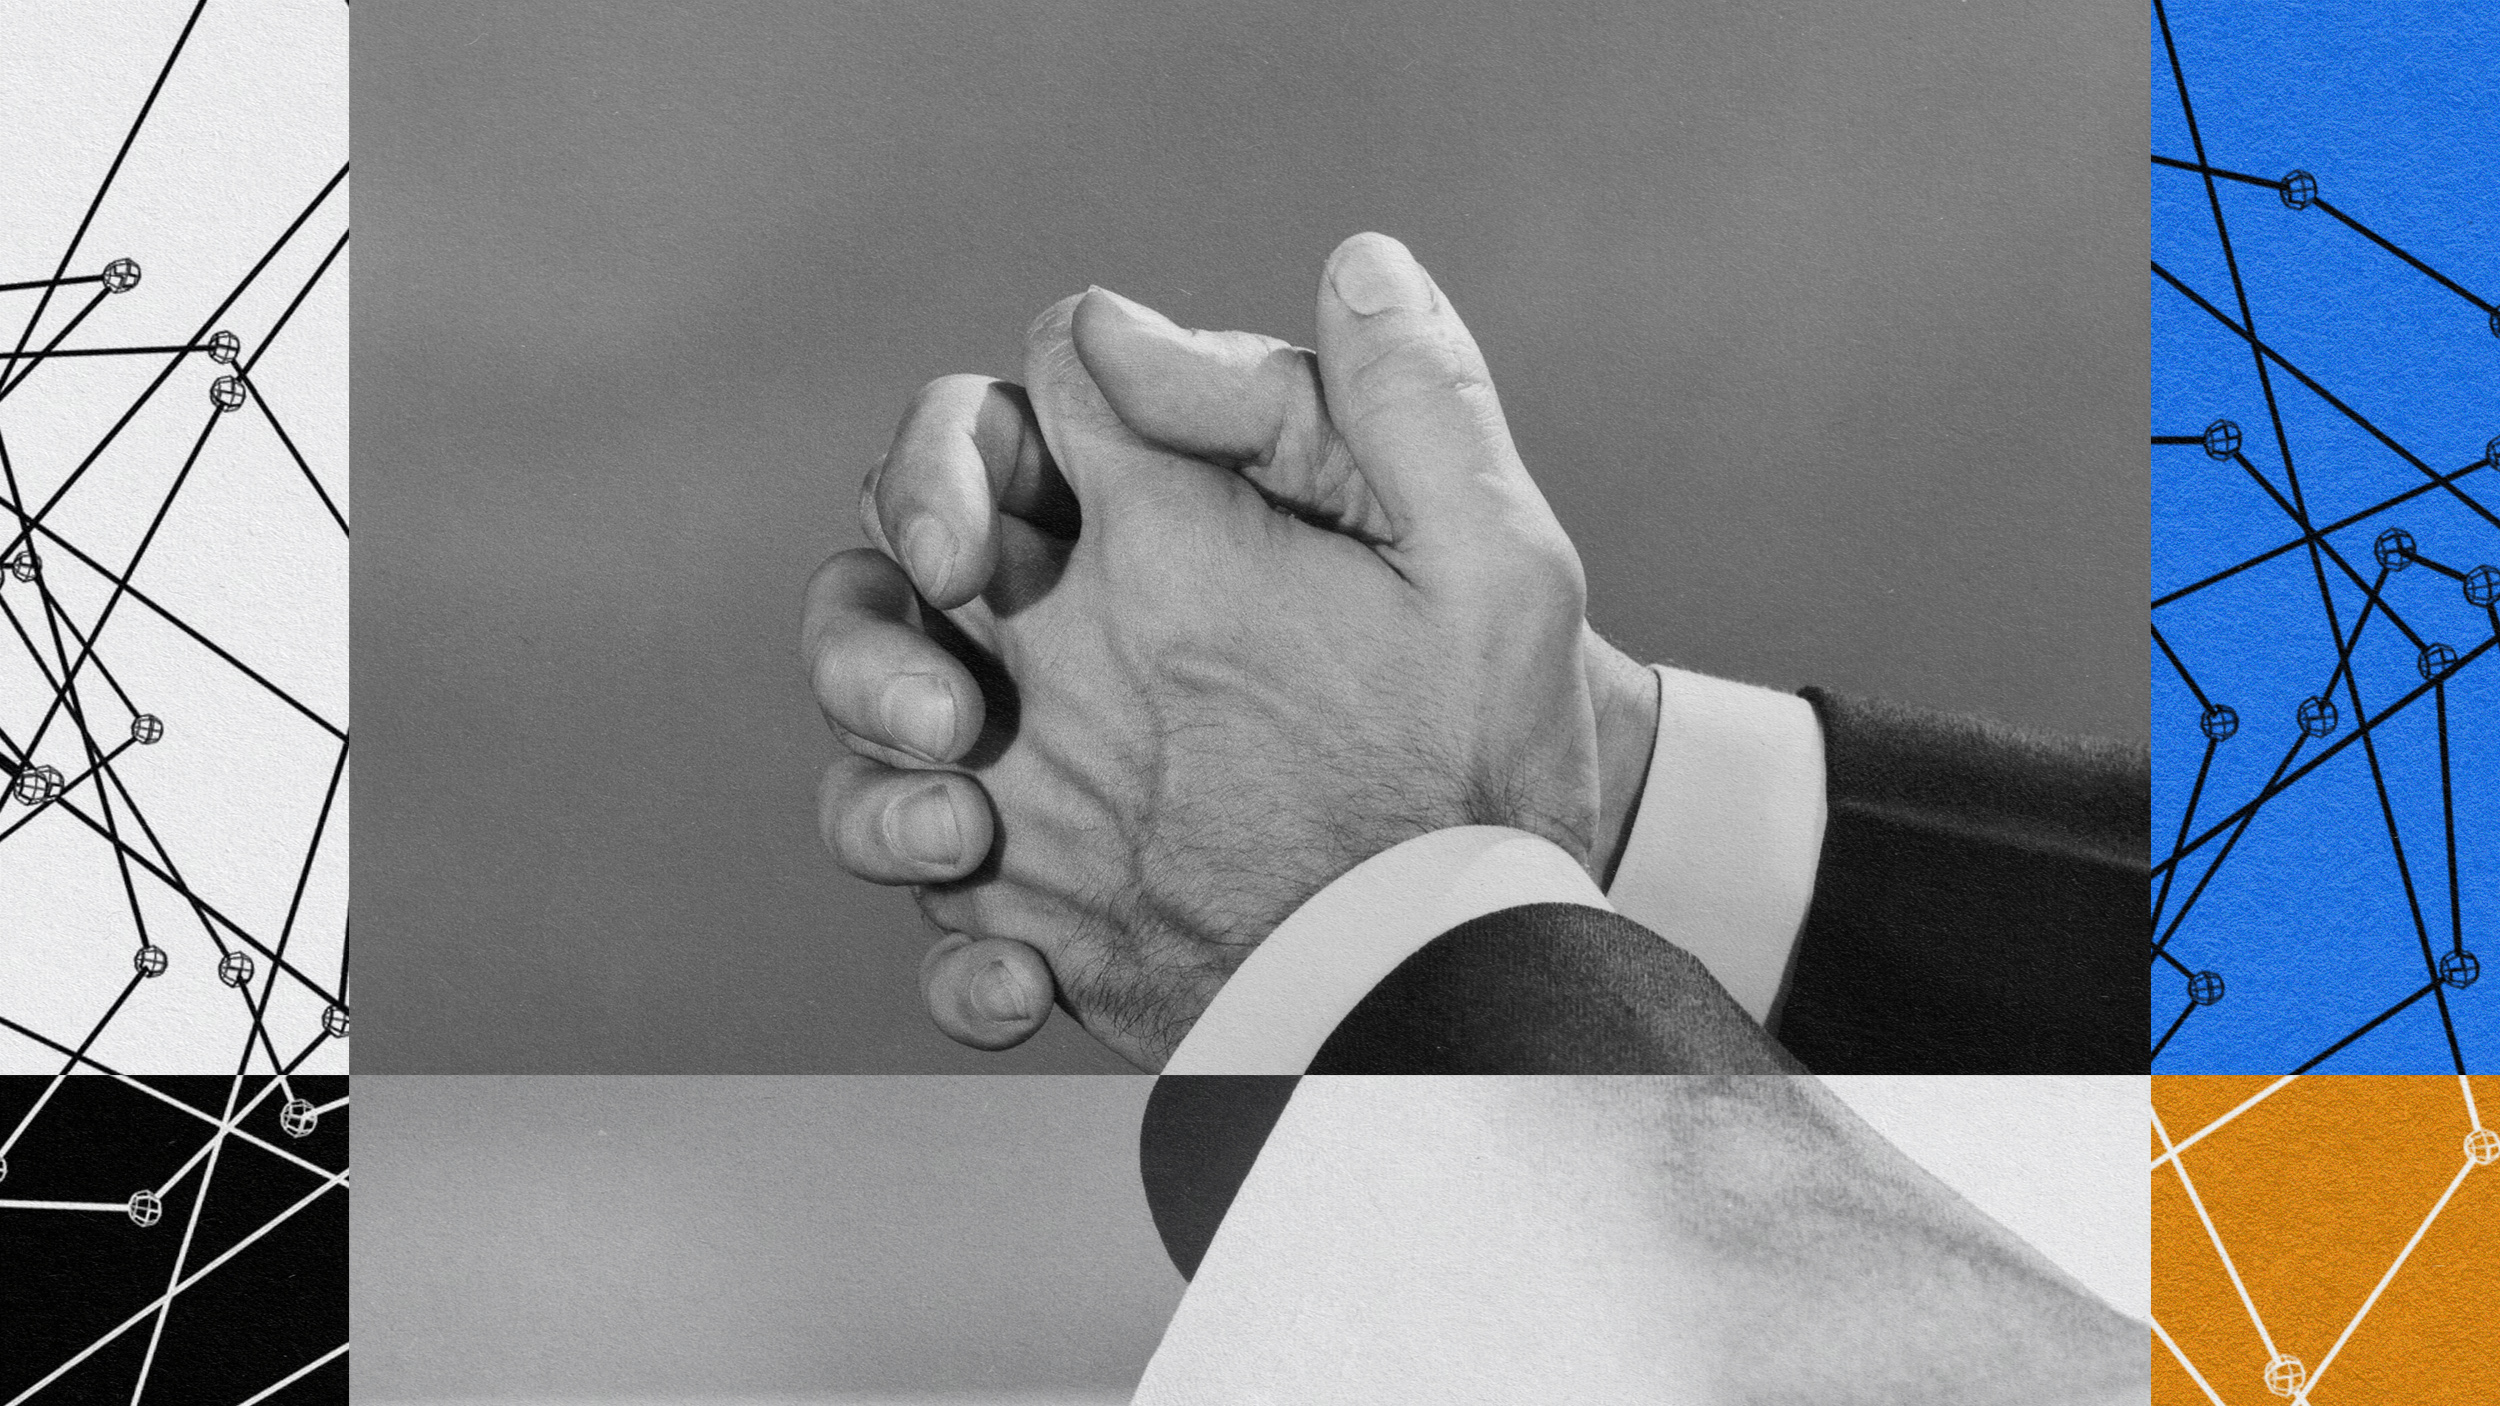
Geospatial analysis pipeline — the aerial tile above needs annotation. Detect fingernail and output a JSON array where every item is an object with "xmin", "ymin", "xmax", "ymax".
[
  {"xmin": 1329, "ymin": 234, "xmax": 1433, "ymax": 316},
  {"xmin": 881, "ymin": 673, "xmax": 957, "ymax": 758},
  {"xmin": 888, "ymin": 783, "xmax": 962, "ymax": 866},
  {"xmin": 900, "ymin": 517, "xmax": 955, "ymax": 595},
  {"xmin": 972, "ymin": 958, "xmax": 1031, "ymax": 1022}
]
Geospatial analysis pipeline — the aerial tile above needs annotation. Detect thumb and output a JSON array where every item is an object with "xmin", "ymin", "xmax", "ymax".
[
  {"xmin": 1022, "ymin": 291, "xmax": 1230, "ymax": 527},
  {"xmin": 1313, "ymin": 233, "xmax": 1555, "ymax": 561}
]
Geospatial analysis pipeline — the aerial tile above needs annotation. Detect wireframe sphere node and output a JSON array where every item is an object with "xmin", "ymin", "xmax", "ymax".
[
  {"xmin": 134, "ymin": 944, "xmax": 168, "ymax": 978},
  {"xmin": 2264, "ymin": 1356, "xmax": 2307, "ymax": 1397},
  {"xmin": 2188, "ymin": 970, "xmax": 2226, "ymax": 1006},
  {"xmin": 11, "ymin": 765, "xmax": 63, "ymax": 807},
  {"xmin": 2443, "ymin": 949, "xmax": 2482, "ymax": 988},
  {"xmin": 130, "ymin": 713, "xmax": 163, "ymax": 745},
  {"xmin": 2470, "ymin": 1128, "xmax": 2500, "ymax": 1166},
  {"xmin": 2297, "ymin": 695, "xmax": 2339, "ymax": 738},
  {"xmin": 2375, "ymin": 526, "xmax": 2416, "ymax": 571},
  {"xmin": 0, "ymin": 1154, "xmax": 7, "ymax": 1183},
  {"xmin": 207, "ymin": 330, "xmax": 241, "ymax": 364},
  {"xmin": 2202, "ymin": 419, "xmax": 2242, "ymax": 460},
  {"xmin": 217, "ymin": 950, "xmax": 254, "ymax": 988},
  {"xmin": 2280, "ymin": 171, "xmax": 2317, "ymax": 210},
  {"xmin": 2488, "ymin": 434, "xmax": 2500, "ymax": 465},
  {"xmin": 101, "ymin": 257, "xmax": 141, "ymax": 293},
  {"xmin": 209, "ymin": 376, "xmax": 246, "ymax": 412},
  {"xmin": 279, "ymin": 1099, "xmax": 318, "ymax": 1139},
  {"xmin": 2200, "ymin": 702, "xmax": 2239, "ymax": 742},
  {"xmin": 322, "ymin": 1004, "xmax": 349, "ymax": 1038},
  {"xmin": 127, "ymin": 1189, "xmax": 161, "ymax": 1227},
  {"xmin": 2420, "ymin": 643, "xmax": 2459, "ymax": 681},
  {"xmin": 2468, "ymin": 565, "xmax": 2500, "ymax": 608},
  {"xmin": 4, "ymin": 549, "xmax": 35, "ymax": 582},
  {"xmin": 2491, "ymin": 308, "xmax": 2500, "ymax": 339}
]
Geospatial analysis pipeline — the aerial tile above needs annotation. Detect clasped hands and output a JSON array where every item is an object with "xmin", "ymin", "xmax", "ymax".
[{"xmin": 802, "ymin": 234, "xmax": 1663, "ymax": 1069}]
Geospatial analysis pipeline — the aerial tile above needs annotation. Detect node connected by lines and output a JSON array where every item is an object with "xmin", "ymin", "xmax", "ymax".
[
  {"xmin": 207, "ymin": 328, "xmax": 240, "ymax": 363},
  {"xmin": 321, "ymin": 1004, "xmax": 348, "ymax": 1038},
  {"xmin": 2189, "ymin": 970, "xmax": 2226, "ymax": 1006},
  {"xmin": 2198, "ymin": 703, "xmax": 2239, "ymax": 742},
  {"xmin": 2263, "ymin": 1354, "xmax": 2307, "ymax": 1397},
  {"xmin": 2375, "ymin": 526, "xmax": 2416, "ymax": 570},
  {"xmin": 209, "ymin": 374, "xmax": 246, "ymax": 411},
  {"xmin": 2198, "ymin": 702, "xmax": 2239, "ymax": 742},
  {"xmin": 217, "ymin": 950, "xmax": 255, "ymax": 988},
  {"xmin": 3, "ymin": 549, "xmax": 35, "ymax": 582},
  {"xmin": 2467, "ymin": 565, "xmax": 2500, "ymax": 608},
  {"xmin": 2419, "ymin": 643, "xmax": 2459, "ymax": 680},
  {"xmin": 278, "ymin": 1098, "xmax": 318, "ymax": 1139},
  {"xmin": 2470, "ymin": 1127, "xmax": 2500, "ymax": 1167},
  {"xmin": 100, "ymin": 257, "xmax": 141, "ymax": 293},
  {"xmin": 11, "ymin": 765, "xmax": 64, "ymax": 807},
  {"xmin": 2295, "ymin": 695, "xmax": 2338, "ymax": 738},
  {"xmin": 130, "ymin": 713, "xmax": 163, "ymax": 745},
  {"xmin": 2203, "ymin": 418, "xmax": 2241, "ymax": 460},
  {"xmin": 2279, "ymin": 171, "xmax": 2317, "ymax": 210},
  {"xmin": 126, "ymin": 1189, "xmax": 161, "ymax": 1228},
  {"xmin": 133, "ymin": 944, "xmax": 168, "ymax": 978},
  {"xmin": 2441, "ymin": 950, "xmax": 2481, "ymax": 989}
]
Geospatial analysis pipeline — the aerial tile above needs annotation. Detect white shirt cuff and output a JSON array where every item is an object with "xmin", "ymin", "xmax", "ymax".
[
  {"xmin": 1601, "ymin": 665, "xmax": 1826, "ymax": 1025},
  {"xmin": 1160, "ymin": 826, "xmax": 1611, "ymax": 1075}
]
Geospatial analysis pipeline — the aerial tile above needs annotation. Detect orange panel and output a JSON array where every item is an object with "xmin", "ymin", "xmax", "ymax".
[{"xmin": 2153, "ymin": 1076, "xmax": 2500, "ymax": 1404}]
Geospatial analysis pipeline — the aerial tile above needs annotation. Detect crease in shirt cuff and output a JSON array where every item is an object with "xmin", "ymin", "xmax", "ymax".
[
  {"xmin": 1603, "ymin": 665, "xmax": 1827, "ymax": 1025},
  {"xmin": 1161, "ymin": 826, "xmax": 1612, "ymax": 1074}
]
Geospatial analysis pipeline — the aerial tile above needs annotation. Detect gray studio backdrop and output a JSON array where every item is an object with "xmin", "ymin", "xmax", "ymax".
[
  {"xmin": 353, "ymin": 1077, "xmax": 1176, "ymax": 1403},
  {"xmin": 358, "ymin": 1, "xmax": 2147, "ymax": 1072}
]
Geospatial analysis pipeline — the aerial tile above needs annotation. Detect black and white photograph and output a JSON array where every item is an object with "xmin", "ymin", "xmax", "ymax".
[
  {"xmin": 355, "ymin": 1074, "xmax": 2149, "ymax": 1405},
  {"xmin": 359, "ymin": 0, "xmax": 2149, "ymax": 1078}
]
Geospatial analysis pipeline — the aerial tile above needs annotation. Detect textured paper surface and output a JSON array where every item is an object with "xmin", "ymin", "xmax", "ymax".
[
  {"xmin": 1141, "ymin": 1076, "xmax": 2144, "ymax": 1402},
  {"xmin": 2153, "ymin": 1075, "xmax": 2500, "ymax": 1404},
  {"xmin": 0, "ymin": 0, "xmax": 349, "ymax": 1074},
  {"xmin": 2149, "ymin": 0, "xmax": 2500, "ymax": 1071}
]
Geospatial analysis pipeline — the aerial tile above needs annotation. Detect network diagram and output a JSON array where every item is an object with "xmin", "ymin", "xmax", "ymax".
[
  {"xmin": 0, "ymin": 2, "xmax": 348, "ymax": 1077},
  {"xmin": 1, "ymin": 2, "xmax": 348, "ymax": 1397},
  {"xmin": 0, "ymin": 1075, "xmax": 347, "ymax": 1404},
  {"xmin": 2152, "ymin": 1075, "xmax": 2498, "ymax": 1404},
  {"xmin": 2150, "ymin": 0, "xmax": 2500, "ymax": 1072}
]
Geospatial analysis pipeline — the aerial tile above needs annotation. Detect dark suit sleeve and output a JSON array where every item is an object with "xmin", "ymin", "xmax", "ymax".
[
  {"xmin": 1292, "ymin": 691, "xmax": 2143, "ymax": 1076},
  {"xmin": 1308, "ymin": 904, "xmax": 1805, "ymax": 1074},
  {"xmin": 1768, "ymin": 688, "xmax": 2147, "ymax": 1073},
  {"xmin": 1139, "ymin": 1076, "xmax": 1300, "ymax": 1280}
]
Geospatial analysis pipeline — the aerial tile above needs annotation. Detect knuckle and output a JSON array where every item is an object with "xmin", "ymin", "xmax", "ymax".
[
  {"xmin": 1352, "ymin": 332, "xmax": 1489, "ymax": 402},
  {"xmin": 815, "ymin": 764, "xmax": 857, "ymax": 856},
  {"xmin": 1508, "ymin": 530, "xmax": 1587, "ymax": 611}
]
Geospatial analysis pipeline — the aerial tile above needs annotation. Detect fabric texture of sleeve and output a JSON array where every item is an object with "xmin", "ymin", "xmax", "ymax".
[
  {"xmin": 1772, "ymin": 688, "xmax": 2149, "ymax": 1073},
  {"xmin": 1158, "ymin": 826, "xmax": 1611, "ymax": 1075},
  {"xmin": 1309, "ymin": 903, "xmax": 1804, "ymax": 1073}
]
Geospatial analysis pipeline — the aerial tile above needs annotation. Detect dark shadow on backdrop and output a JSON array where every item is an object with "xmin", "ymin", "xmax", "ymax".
[{"xmin": 356, "ymin": 0, "xmax": 2147, "ymax": 1072}]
